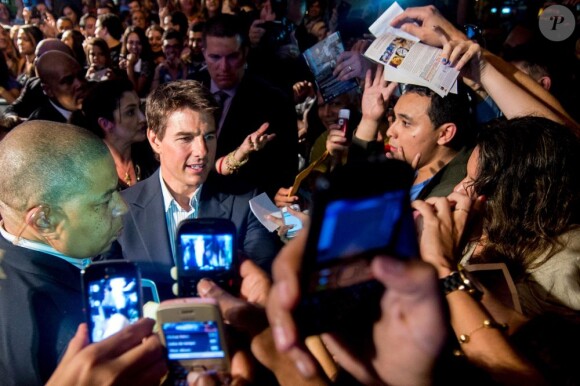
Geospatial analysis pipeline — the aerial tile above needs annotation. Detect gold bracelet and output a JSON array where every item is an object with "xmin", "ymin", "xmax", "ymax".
[
  {"xmin": 225, "ymin": 148, "xmax": 248, "ymax": 172},
  {"xmin": 458, "ymin": 319, "xmax": 508, "ymax": 344}
]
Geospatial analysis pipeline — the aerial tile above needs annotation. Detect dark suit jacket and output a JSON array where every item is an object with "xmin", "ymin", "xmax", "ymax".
[
  {"xmin": 28, "ymin": 100, "xmax": 68, "ymax": 123},
  {"xmin": 0, "ymin": 236, "xmax": 84, "ymax": 386},
  {"xmin": 191, "ymin": 72, "xmax": 298, "ymax": 198},
  {"xmin": 3, "ymin": 76, "xmax": 46, "ymax": 119},
  {"xmin": 112, "ymin": 169, "xmax": 281, "ymax": 300}
]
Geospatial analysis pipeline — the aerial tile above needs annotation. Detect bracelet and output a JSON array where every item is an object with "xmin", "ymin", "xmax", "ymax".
[
  {"xmin": 458, "ymin": 319, "xmax": 508, "ymax": 344},
  {"xmin": 226, "ymin": 148, "xmax": 248, "ymax": 172}
]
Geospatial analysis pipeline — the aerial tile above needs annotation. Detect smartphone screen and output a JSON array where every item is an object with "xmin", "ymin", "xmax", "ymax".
[
  {"xmin": 179, "ymin": 233, "xmax": 234, "ymax": 272},
  {"xmin": 85, "ymin": 274, "xmax": 141, "ymax": 343},
  {"xmin": 162, "ymin": 320, "xmax": 226, "ymax": 361},
  {"xmin": 296, "ymin": 158, "xmax": 416, "ymax": 336},
  {"xmin": 176, "ymin": 219, "xmax": 238, "ymax": 297}
]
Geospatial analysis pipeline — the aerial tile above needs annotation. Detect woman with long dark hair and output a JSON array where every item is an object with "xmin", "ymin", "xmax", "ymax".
[{"xmin": 119, "ymin": 26, "xmax": 154, "ymax": 97}]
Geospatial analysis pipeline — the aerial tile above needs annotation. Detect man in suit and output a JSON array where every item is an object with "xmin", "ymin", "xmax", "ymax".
[
  {"xmin": 191, "ymin": 14, "xmax": 299, "ymax": 198},
  {"xmin": 113, "ymin": 80, "xmax": 281, "ymax": 300},
  {"xmin": 28, "ymin": 51, "xmax": 87, "ymax": 123},
  {"xmin": 0, "ymin": 121, "xmax": 144, "ymax": 385}
]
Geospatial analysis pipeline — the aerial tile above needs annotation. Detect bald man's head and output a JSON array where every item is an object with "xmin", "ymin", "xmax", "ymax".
[
  {"xmin": 0, "ymin": 120, "xmax": 111, "ymax": 212},
  {"xmin": 35, "ymin": 38, "xmax": 74, "ymax": 58},
  {"xmin": 0, "ymin": 120, "xmax": 128, "ymax": 258},
  {"xmin": 36, "ymin": 51, "xmax": 86, "ymax": 112}
]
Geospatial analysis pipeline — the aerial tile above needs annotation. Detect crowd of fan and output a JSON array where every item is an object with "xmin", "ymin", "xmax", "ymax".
[{"xmin": 0, "ymin": 0, "xmax": 579, "ymax": 385}]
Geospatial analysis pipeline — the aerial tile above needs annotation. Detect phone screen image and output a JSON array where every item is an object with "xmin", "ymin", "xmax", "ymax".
[
  {"xmin": 179, "ymin": 233, "xmax": 234, "ymax": 272},
  {"xmin": 162, "ymin": 320, "xmax": 226, "ymax": 360},
  {"xmin": 86, "ymin": 276, "xmax": 141, "ymax": 343},
  {"xmin": 308, "ymin": 189, "xmax": 417, "ymax": 293}
]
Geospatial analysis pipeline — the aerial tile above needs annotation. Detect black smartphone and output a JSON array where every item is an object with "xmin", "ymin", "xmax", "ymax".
[
  {"xmin": 81, "ymin": 261, "xmax": 143, "ymax": 343},
  {"xmin": 294, "ymin": 158, "xmax": 418, "ymax": 337},
  {"xmin": 176, "ymin": 218, "xmax": 238, "ymax": 297}
]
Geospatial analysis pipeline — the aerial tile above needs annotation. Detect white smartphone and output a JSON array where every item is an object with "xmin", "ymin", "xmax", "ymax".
[
  {"xmin": 282, "ymin": 204, "xmax": 303, "ymax": 239},
  {"xmin": 157, "ymin": 298, "xmax": 230, "ymax": 383}
]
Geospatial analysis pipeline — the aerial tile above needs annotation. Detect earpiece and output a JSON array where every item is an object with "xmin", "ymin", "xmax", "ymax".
[{"xmin": 27, "ymin": 205, "xmax": 51, "ymax": 229}]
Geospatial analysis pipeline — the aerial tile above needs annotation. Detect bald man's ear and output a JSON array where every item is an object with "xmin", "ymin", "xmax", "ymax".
[
  {"xmin": 40, "ymin": 82, "xmax": 54, "ymax": 98},
  {"xmin": 147, "ymin": 128, "xmax": 161, "ymax": 155},
  {"xmin": 436, "ymin": 123, "xmax": 457, "ymax": 146}
]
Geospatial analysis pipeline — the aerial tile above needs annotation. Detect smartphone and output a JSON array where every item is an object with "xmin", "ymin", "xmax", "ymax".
[
  {"xmin": 176, "ymin": 218, "xmax": 238, "ymax": 297},
  {"xmin": 157, "ymin": 298, "xmax": 230, "ymax": 382},
  {"xmin": 282, "ymin": 204, "xmax": 302, "ymax": 239},
  {"xmin": 81, "ymin": 261, "xmax": 143, "ymax": 343},
  {"xmin": 294, "ymin": 158, "xmax": 417, "ymax": 336}
]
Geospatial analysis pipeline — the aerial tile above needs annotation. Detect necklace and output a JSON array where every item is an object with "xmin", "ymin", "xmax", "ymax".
[{"xmin": 121, "ymin": 162, "xmax": 141, "ymax": 186}]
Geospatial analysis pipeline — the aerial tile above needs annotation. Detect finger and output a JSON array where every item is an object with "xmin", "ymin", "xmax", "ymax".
[
  {"xmin": 410, "ymin": 200, "xmax": 436, "ymax": 223},
  {"xmin": 114, "ymin": 333, "xmax": 167, "ymax": 384},
  {"xmin": 427, "ymin": 196, "xmax": 453, "ymax": 222},
  {"xmin": 266, "ymin": 214, "xmax": 284, "ymax": 227},
  {"xmin": 90, "ymin": 318, "xmax": 156, "ymax": 359},
  {"xmin": 364, "ymin": 68, "xmax": 372, "ymax": 89},
  {"xmin": 254, "ymin": 122, "xmax": 269, "ymax": 136},
  {"xmin": 410, "ymin": 152, "xmax": 421, "ymax": 170},
  {"xmin": 433, "ymin": 24, "xmax": 451, "ymax": 46},
  {"xmin": 390, "ymin": 7, "xmax": 426, "ymax": 27},
  {"xmin": 440, "ymin": 42, "xmax": 452, "ymax": 64},
  {"xmin": 455, "ymin": 43, "xmax": 480, "ymax": 71},
  {"xmin": 383, "ymin": 80, "xmax": 398, "ymax": 100},
  {"xmin": 321, "ymin": 333, "xmax": 377, "ymax": 385},
  {"xmin": 448, "ymin": 41, "xmax": 468, "ymax": 67},
  {"xmin": 59, "ymin": 323, "xmax": 90, "ymax": 365},
  {"xmin": 373, "ymin": 64, "xmax": 384, "ymax": 86}
]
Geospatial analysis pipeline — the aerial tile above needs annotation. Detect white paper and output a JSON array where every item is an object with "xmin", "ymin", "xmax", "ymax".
[
  {"xmin": 249, "ymin": 193, "xmax": 283, "ymax": 232},
  {"xmin": 368, "ymin": 2, "xmax": 419, "ymax": 42}
]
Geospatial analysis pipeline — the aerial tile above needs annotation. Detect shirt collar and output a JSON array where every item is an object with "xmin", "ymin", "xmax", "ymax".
[
  {"xmin": 49, "ymin": 99, "xmax": 73, "ymax": 120},
  {"xmin": 0, "ymin": 221, "xmax": 91, "ymax": 269},
  {"xmin": 159, "ymin": 169, "xmax": 202, "ymax": 212},
  {"xmin": 209, "ymin": 79, "xmax": 238, "ymax": 97}
]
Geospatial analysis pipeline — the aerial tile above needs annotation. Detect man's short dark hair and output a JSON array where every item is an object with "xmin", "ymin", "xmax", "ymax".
[
  {"xmin": 98, "ymin": 13, "xmax": 123, "ymax": 40},
  {"xmin": 146, "ymin": 80, "xmax": 218, "ymax": 140},
  {"xmin": 404, "ymin": 84, "xmax": 473, "ymax": 150},
  {"xmin": 203, "ymin": 14, "xmax": 247, "ymax": 48},
  {"xmin": 162, "ymin": 28, "xmax": 183, "ymax": 47},
  {"xmin": 190, "ymin": 20, "xmax": 205, "ymax": 34},
  {"xmin": 79, "ymin": 13, "xmax": 97, "ymax": 29}
]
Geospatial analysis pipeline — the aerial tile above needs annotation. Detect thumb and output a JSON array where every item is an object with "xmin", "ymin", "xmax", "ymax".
[
  {"xmin": 400, "ymin": 23, "xmax": 423, "ymax": 39},
  {"xmin": 59, "ymin": 323, "xmax": 90, "ymax": 365}
]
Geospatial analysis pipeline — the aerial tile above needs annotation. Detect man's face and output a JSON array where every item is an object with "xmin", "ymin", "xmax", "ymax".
[
  {"xmin": 95, "ymin": 19, "xmax": 106, "ymax": 39},
  {"xmin": 56, "ymin": 157, "xmax": 127, "ymax": 257},
  {"xmin": 386, "ymin": 92, "xmax": 441, "ymax": 168},
  {"xmin": 129, "ymin": 0, "xmax": 141, "ymax": 13},
  {"xmin": 132, "ymin": 10, "xmax": 147, "ymax": 30},
  {"xmin": 188, "ymin": 30, "xmax": 203, "ymax": 57},
  {"xmin": 163, "ymin": 37, "xmax": 182, "ymax": 63},
  {"xmin": 42, "ymin": 56, "xmax": 87, "ymax": 111},
  {"xmin": 317, "ymin": 92, "xmax": 349, "ymax": 130},
  {"xmin": 204, "ymin": 35, "xmax": 246, "ymax": 90},
  {"xmin": 112, "ymin": 91, "xmax": 147, "ymax": 144},
  {"xmin": 82, "ymin": 16, "xmax": 97, "ymax": 38},
  {"xmin": 148, "ymin": 108, "xmax": 217, "ymax": 195},
  {"xmin": 57, "ymin": 18, "xmax": 73, "ymax": 33}
]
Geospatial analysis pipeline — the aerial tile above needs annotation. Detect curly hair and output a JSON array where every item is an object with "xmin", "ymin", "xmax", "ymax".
[{"xmin": 473, "ymin": 117, "xmax": 580, "ymax": 275}]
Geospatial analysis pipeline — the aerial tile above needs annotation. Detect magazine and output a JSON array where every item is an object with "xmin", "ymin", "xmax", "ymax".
[
  {"xmin": 303, "ymin": 32, "xmax": 359, "ymax": 103},
  {"xmin": 364, "ymin": 2, "xmax": 459, "ymax": 97}
]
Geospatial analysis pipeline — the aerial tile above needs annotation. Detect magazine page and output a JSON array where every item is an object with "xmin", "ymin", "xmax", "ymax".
[
  {"xmin": 364, "ymin": 2, "xmax": 460, "ymax": 97},
  {"xmin": 303, "ymin": 32, "xmax": 359, "ymax": 103}
]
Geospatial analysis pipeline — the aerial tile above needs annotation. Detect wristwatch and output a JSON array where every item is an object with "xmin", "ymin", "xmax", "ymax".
[{"xmin": 440, "ymin": 265, "xmax": 484, "ymax": 300}]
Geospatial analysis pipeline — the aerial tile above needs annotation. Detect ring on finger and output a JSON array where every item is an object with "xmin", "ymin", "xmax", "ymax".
[
  {"xmin": 347, "ymin": 65, "xmax": 353, "ymax": 72},
  {"xmin": 454, "ymin": 207, "xmax": 469, "ymax": 214}
]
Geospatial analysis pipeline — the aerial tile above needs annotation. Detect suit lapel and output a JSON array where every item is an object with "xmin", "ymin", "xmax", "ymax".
[
  {"xmin": 198, "ymin": 182, "xmax": 231, "ymax": 219},
  {"xmin": 127, "ymin": 170, "xmax": 172, "ymax": 265}
]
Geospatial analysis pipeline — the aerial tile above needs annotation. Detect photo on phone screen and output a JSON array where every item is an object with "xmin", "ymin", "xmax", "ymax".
[
  {"xmin": 83, "ymin": 261, "xmax": 142, "ymax": 343},
  {"xmin": 162, "ymin": 320, "xmax": 226, "ymax": 361},
  {"xmin": 179, "ymin": 233, "xmax": 234, "ymax": 272}
]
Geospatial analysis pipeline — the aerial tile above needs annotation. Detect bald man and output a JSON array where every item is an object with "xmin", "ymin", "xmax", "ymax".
[
  {"xmin": 2, "ymin": 39, "xmax": 75, "ymax": 125},
  {"xmin": 0, "ymin": 121, "xmax": 128, "ymax": 385},
  {"xmin": 28, "ymin": 51, "xmax": 88, "ymax": 123}
]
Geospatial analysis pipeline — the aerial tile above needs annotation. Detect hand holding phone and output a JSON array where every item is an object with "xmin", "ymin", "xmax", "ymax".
[
  {"xmin": 82, "ymin": 261, "xmax": 143, "ymax": 343},
  {"xmin": 157, "ymin": 298, "xmax": 230, "ymax": 383}
]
